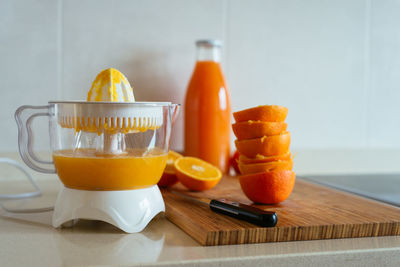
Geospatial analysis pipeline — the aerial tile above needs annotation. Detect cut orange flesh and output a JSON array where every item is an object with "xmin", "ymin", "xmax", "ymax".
[
  {"xmin": 158, "ymin": 151, "xmax": 183, "ymax": 187},
  {"xmin": 233, "ymin": 105, "xmax": 288, "ymax": 123},
  {"xmin": 164, "ymin": 151, "xmax": 183, "ymax": 173},
  {"xmin": 232, "ymin": 121, "xmax": 287, "ymax": 140},
  {"xmin": 239, "ymin": 170, "xmax": 296, "ymax": 204},
  {"xmin": 174, "ymin": 157, "xmax": 222, "ymax": 191},
  {"xmin": 235, "ymin": 132, "xmax": 291, "ymax": 158},
  {"xmin": 239, "ymin": 152, "xmax": 292, "ymax": 164},
  {"xmin": 238, "ymin": 159, "xmax": 293, "ymax": 175}
]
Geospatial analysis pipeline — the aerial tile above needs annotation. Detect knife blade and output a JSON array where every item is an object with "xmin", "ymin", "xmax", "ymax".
[{"xmin": 170, "ymin": 190, "xmax": 277, "ymax": 227}]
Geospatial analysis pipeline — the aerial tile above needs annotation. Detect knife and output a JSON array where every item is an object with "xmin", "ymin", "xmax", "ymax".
[{"xmin": 170, "ymin": 190, "xmax": 277, "ymax": 227}]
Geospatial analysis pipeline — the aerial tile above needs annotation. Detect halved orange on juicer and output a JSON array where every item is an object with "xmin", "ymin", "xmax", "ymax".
[
  {"xmin": 238, "ymin": 159, "xmax": 293, "ymax": 175},
  {"xmin": 233, "ymin": 105, "xmax": 288, "ymax": 123},
  {"xmin": 158, "ymin": 151, "xmax": 183, "ymax": 187},
  {"xmin": 174, "ymin": 157, "xmax": 222, "ymax": 191},
  {"xmin": 235, "ymin": 132, "xmax": 291, "ymax": 158},
  {"xmin": 232, "ymin": 121, "xmax": 287, "ymax": 140}
]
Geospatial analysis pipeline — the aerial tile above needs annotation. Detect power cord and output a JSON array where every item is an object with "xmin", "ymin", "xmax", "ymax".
[{"xmin": 0, "ymin": 158, "xmax": 53, "ymax": 213}]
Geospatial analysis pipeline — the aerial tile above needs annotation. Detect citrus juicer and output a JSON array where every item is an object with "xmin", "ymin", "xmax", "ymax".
[{"xmin": 15, "ymin": 68, "xmax": 180, "ymax": 233}]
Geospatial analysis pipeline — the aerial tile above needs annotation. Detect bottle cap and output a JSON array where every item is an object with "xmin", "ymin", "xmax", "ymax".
[{"xmin": 196, "ymin": 39, "xmax": 223, "ymax": 47}]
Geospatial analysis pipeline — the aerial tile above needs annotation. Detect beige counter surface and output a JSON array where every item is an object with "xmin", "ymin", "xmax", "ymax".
[{"xmin": 1, "ymin": 150, "xmax": 400, "ymax": 266}]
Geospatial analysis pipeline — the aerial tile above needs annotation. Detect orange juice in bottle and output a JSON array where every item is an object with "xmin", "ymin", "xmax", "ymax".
[{"xmin": 184, "ymin": 40, "xmax": 231, "ymax": 173}]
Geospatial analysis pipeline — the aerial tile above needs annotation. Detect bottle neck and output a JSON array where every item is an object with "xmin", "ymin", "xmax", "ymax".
[{"xmin": 196, "ymin": 45, "xmax": 221, "ymax": 62}]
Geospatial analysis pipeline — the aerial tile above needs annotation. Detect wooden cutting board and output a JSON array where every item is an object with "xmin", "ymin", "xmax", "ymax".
[{"xmin": 161, "ymin": 176, "xmax": 400, "ymax": 246}]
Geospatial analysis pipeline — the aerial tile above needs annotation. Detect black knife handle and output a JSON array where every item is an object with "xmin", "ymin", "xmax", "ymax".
[{"xmin": 209, "ymin": 199, "xmax": 277, "ymax": 227}]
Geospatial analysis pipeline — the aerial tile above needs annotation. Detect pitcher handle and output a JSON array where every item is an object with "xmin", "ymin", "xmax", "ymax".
[
  {"xmin": 170, "ymin": 104, "xmax": 181, "ymax": 125},
  {"xmin": 15, "ymin": 105, "xmax": 56, "ymax": 174}
]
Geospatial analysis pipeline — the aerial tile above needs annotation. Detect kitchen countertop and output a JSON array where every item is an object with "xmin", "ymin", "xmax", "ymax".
[{"xmin": 1, "ymin": 150, "xmax": 400, "ymax": 266}]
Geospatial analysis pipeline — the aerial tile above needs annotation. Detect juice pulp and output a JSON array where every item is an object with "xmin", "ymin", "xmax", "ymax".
[
  {"xmin": 53, "ymin": 148, "xmax": 167, "ymax": 190},
  {"xmin": 184, "ymin": 61, "xmax": 231, "ymax": 173}
]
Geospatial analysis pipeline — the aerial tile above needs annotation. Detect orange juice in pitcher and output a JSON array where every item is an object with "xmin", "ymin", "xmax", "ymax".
[{"xmin": 184, "ymin": 40, "xmax": 231, "ymax": 173}]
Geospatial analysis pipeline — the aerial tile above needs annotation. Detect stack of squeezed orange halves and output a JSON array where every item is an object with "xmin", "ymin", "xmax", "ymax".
[{"xmin": 232, "ymin": 105, "xmax": 296, "ymax": 204}]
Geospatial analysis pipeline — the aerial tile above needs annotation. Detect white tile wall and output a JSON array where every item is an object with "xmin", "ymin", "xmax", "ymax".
[
  {"xmin": 0, "ymin": 0, "xmax": 59, "ymax": 152},
  {"xmin": 1, "ymin": 0, "xmax": 400, "ymax": 152},
  {"xmin": 369, "ymin": 0, "xmax": 400, "ymax": 148},
  {"xmin": 227, "ymin": 0, "xmax": 368, "ymax": 149}
]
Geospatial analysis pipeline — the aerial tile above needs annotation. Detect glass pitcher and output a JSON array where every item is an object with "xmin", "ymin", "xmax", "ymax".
[{"xmin": 15, "ymin": 101, "xmax": 180, "ymax": 190}]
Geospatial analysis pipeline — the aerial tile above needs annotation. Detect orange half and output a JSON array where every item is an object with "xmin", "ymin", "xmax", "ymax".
[
  {"xmin": 235, "ymin": 132, "xmax": 291, "ymax": 158},
  {"xmin": 238, "ymin": 159, "xmax": 293, "ymax": 175},
  {"xmin": 174, "ymin": 157, "xmax": 222, "ymax": 191},
  {"xmin": 233, "ymin": 105, "xmax": 288, "ymax": 123},
  {"xmin": 239, "ymin": 152, "xmax": 292, "ymax": 164},
  {"xmin": 232, "ymin": 121, "xmax": 287, "ymax": 140},
  {"xmin": 239, "ymin": 170, "xmax": 296, "ymax": 204},
  {"xmin": 158, "ymin": 151, "xmax": 183, "ymax": 187},
  {"xmin": 164, "ymin": 151, "xmax": 183, "ymax": 173}
]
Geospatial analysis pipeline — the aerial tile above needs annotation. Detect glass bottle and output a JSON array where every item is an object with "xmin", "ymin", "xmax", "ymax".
[{"xmin": 184, "ymin": 40, "xmax": 231, "ymax": 174}]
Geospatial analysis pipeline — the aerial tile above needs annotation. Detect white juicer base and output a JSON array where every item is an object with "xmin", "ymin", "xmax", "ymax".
[{"xmin": 52, "ymin": 185, "xmax": 165, "ymax": 233}]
